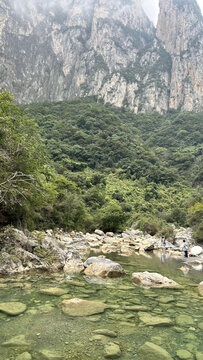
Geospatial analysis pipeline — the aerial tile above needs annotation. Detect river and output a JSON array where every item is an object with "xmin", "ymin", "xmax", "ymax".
[{"xmin": 0, "ymin": 251, "xmax": 202, "ymax": 359}]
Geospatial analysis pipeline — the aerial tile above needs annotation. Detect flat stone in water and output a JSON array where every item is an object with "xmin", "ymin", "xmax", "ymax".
[
  {"xmin": 198, "ymin": 322, "xmax": 203, "ymax": 330},
  {"xmin": 0, "ymin": 302, "xmax": 27, "ymax": 316},
  {"xmin": 150, "ymin": 336, "xmax": 163, "ymax": 346},
  {"xmin": 176, "ymin": 350, "xmax": 193, "ymax": 359},
  {"xmin": 138, "ymin": 312, "xmax": 173, "ymax": 326},
  {"xmin": 175, "ymin": 303, "xmax": 187, "ymax": 308},
  {"xmin": 86, "ymin": 315, "xmax": 101, "ymax": 322},
  {"xmin": 16, "ymin": 352, "xmax": 32, "ymax": 360},
  {"xmin": 138, "ymin": 342, "xmax": 173, "ymax": 360},
  {"xmin": 176, "ymin": 315, "xmax": 194, "ymax": 327},
  {"xmin": 127, "ymin": 298, "xmax": 141, "ymax": 305},
  {"xmin": 2, "ymin": 335, "xmax": 31, "ymax": 347},
  {"xmin": 104, "ymin": 342, "xmax": 121, "ymax": 358},
  {"xmin": 39, "ymin": 349, "xmax": 64, "ymax": 359},
  {"xmin": 61, "ymin": 298, "xmax": 109, "ymax": 316},
  {"xmin": 38, "ymin": 305, "xmax": 55, "ymax": 313},
  {"xmin": 119, "ymin": 321, "xmax": 135, "ymax": 327},
  {"xmin": 159, "ymin": 296, "xmax": 175, "ymax": 304},
  {"xmin": 123, "ymin": 305, "xmax": 149, "ymax": 312},
  {"xmin": 126, "ymin": 314, "xmax": 135, "ymax": 319},
  {"xmin": 185, "ymin": 333, "xmax": 197, "ymax": 340},
  {"xmin": 93, "ymin": 329, "xmax": 117, "ymax": 338},
  {"xmin": 39, "ymin": 288, "xmax": 68, "ymax": 296},
  {"xmin": 90, "ymin": 335, "xmax": 109, "ymax": 344},
  {"xmin": 118, "ymin": 285, "xmax": 135, "ymax": 291}
]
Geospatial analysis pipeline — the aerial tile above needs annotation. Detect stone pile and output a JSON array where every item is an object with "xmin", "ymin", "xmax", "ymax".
[{"xmin": 0, "ymin": 226, "xmax": 202, "ymax": 275}]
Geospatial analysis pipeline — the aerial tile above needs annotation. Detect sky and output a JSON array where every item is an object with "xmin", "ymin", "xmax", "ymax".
[{"xmin": 141, "ymin": 0, "xmax": 203, "ymax": 25}]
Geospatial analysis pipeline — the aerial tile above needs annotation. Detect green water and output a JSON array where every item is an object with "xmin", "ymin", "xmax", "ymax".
[{"xmin": 0, "ymin": 252, "xmax": 202, "ymax": 360}]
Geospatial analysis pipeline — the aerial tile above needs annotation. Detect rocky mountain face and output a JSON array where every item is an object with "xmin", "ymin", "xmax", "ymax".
[
  {"xmin": 0, "ymin": 0, "xmax": 202, "ymax": 113},
  {"xmin": 157, "ymin": 0, "xmax": 203, "ymax": 111}
]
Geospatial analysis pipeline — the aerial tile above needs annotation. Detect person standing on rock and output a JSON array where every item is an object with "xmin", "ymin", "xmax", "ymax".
[
  {"xmin": 182, "ymin": 240, "xmax": 189, "ymax": 258},
  {"xmin": 161, "ymin": 236, "xmax": 166, "ymax": 248}
]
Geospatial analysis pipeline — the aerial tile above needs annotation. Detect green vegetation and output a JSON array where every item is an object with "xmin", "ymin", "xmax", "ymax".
[
  {"xmin": 0, "ymin": 90, "xmax": 47, "ymax": 228},
  {"xmin": 0, "ymin": 92, "xmax": 202, "ymax": 240},
  {"xmin": 0, "ymin": 91, "xmax": 89, "ymax": 231}
]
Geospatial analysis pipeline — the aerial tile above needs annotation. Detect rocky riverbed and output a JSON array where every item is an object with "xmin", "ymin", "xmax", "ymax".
[
  {"xmin": 0, "ymin": 250, "xmax": 202, "ymax": 360},
  {"xmin": 0, "ymin": 226, "xmax": 202, "ymax": 276}
]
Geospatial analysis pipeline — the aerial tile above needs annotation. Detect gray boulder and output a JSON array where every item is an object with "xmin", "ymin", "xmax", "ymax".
[
  {"xmin": 132, "ymin": 271, "xmax": 180, "ymax": 288},
  {"xmin": 84, "ymin": 257, "xmax": 125, "ymax": 278},
  {"xmin": 138, "ymin": 342, "xmax": 173, "ymax": 360}
]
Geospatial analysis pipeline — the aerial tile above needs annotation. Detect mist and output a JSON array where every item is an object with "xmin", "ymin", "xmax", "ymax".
[
  {"xmin": 10, "ymin": 0, "xmax": 203, "ymax": 23},
  {"xmin": 141, "ymin": 0, "xmax": 203, "ymax": 25}
]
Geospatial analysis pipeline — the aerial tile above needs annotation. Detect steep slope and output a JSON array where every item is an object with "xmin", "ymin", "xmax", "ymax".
[
  {"xmin": 157, "ymin": 0, "xmax": 203, "ymax": 111},
  {"xmin": 0, "ymin": 0, "xmax": 202, "ymax": 112},
  {"xmin": 23, "ymin": 99, "xmax": 202, "ymax": 235}
]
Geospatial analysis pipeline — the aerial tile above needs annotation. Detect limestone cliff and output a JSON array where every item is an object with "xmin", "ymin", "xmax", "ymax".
[
  {"xmin": 157, "ymin": 0, "xmax": 203, "ymax": 111},
  {"xmin": 0, "ymin": 0, "xmax": 202, "ymax": 113}
]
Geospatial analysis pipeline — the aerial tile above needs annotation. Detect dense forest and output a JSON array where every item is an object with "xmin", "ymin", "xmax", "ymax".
[{"xmin": 0, "ymin": 91, "xmax": 202, "ymax": 241}]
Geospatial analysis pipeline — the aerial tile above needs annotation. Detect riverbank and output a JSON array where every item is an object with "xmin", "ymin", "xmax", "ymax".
[{"xmin": 0, "ymin": 226, "xmax": 202, "ymax": 276}]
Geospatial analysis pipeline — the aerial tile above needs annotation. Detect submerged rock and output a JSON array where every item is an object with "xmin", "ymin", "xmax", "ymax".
[
  {"xmin": 104, "ymin": 342, "xmax": 121, "ymax": 358},
  {"xmin": 16, "ymin": 353, "xmax": 32, "ymax": 360},
  {"xmin": 176, "ymin": 349, "xmax": 193, "ymax": 359},
  {"xmin": 123, "ymin": 305, "xmax": 149, "ymax": 312},
  {"xmin": 39, "ymin": 288, "xmax": 67, "ymax": 296},
  {"xmin": 93, "ymin": 329, "xmax": 117, "ymax": 338},
  {"xmin": 0, "ymin": 302, "xmax": 27, "ymax": 316},
  {"xmin": 176, "ymin": 315, "xmax": 194, "ymax": 327},
  {"xmin": 132, "ymin": 272, "xmax": 180, "ymax": 288},
  {"xmin": 138, "ymin": 342, "xmax": 173, "ymax": 360},
  {"xmin": 159, "ymin": 296, "xmax": 175, "ymax": 304},
  {"xmin": 198, "ymin": 281, "xmax": 203, "ymax": 296},
  {"xmin": 65, "ymin": 280, "xmax": 85, "ymax": 287},
  {"xmin": 38, "ymin": 349, "xmax": 64, "ymax": 359},
  {"xmin": 2, "ymin": 335, "xmax": 31, "ymax": 347},
  {"xmin": 61, "ymin": 298, "xmax": 109, "ymax": 316},
  {"xmin": 138, "ymin": 312, "xmax": 173, "ymax": 326},
  {"xmin": 90, "ymin": 334, "xmax": 109, "ymax": 343},
  {"xmin": 86, "ymin": 315, "xmax": 101, "ymax": 322},
  {"xmin": 84, "ymin": 257, "xmax": 125, "ymax": 278}
]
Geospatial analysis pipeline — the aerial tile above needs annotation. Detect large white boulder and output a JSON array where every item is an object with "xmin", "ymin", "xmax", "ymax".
[
  {"xmin": 132, "ymin": 271, "xmax": 180, "ymax": 288},
  {"xmin": 84, "ymin": 257, "xmax": 125, "ymax": 278},
  {"xmin": 94, "ymin": 230, "xmax": 105, "ymax": 236},
  {"xmin": 190, "ymin": 246, "xmax": 203, "ymax": 256}
]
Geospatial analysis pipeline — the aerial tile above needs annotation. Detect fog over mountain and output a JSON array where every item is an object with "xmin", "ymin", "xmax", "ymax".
[{"xmin": 10, "ymin": 0, "xmax": 203, "ymax": 25}]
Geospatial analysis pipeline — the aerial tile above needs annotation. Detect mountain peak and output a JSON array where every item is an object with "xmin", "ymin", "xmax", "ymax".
[
  {"xmin": 0, "ymin": 0, "xmax": 202, "ymax": 112},
  {"xmin": 157, "ymin": 0, "xmax": 203, "ymax": 54}
]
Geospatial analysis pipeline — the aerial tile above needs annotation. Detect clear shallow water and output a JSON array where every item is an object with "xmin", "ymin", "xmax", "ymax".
[{"xmin": 0, "ymin": 252, "xmax": 202, "ymax": 360}]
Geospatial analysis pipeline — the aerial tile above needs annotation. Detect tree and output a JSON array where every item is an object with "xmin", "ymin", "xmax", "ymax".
[{"xmin": 0, "ymin": 90, "xmax": 46, "ymax": 226}]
